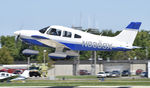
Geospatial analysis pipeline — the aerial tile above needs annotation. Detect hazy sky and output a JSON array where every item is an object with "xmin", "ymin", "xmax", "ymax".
[{"xmin": 0, "ymin": 0, "xmax": 150, "ymax": 36}]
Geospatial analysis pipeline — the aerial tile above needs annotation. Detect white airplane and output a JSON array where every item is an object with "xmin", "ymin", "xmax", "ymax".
[
  {"xmin": 0, "ymin": 70, "xmax": 30, "ymax": 82},
  {"xmin": 11, "ymin": 70, "xmax": 30, "ymax": 81},
  {"xmin": 14, "ymin": 22, "xmax": 141, "ymax": 59},
  {"xmin": 0, "ymin": 72, "xmax": 17, "ymax": 82}
]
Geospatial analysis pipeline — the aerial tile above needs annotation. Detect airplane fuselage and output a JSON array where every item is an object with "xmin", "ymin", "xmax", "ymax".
[
  {"xmin": 14, "ymin": 22, "xmax": 141, "ymax": 59},
  {"xmin": 15, "ymin": 25, "xmax": 132, "ymax": 51}
]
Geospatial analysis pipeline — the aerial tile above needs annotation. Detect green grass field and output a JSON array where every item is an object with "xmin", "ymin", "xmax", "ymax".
[
  {"xmin": 1, "ymin": 76, "xmax": 150, "ymax": 86},
  {"xmin": 1, "ymin": 81, "xmax": 150, "ymax": 86}
]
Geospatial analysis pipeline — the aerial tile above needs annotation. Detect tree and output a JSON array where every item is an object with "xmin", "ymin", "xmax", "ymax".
[
  {"xmin": 0, "ymin": 46, "xmax": 14, "ymax": 64},
  {"xmin": 133, "ymin": 30, "xmax": 150, "ymax": 59},
  {"xmin": 37, "ymin": 51, "xmax": 49, "ymax": 63},
  {"xmin": 0, "ymin": 36, "xmax": 25, "ymax": 61},
  {"xmin": 80, "ymin": 51, "xmax": 91, "ymax": 60},
  {"xmin": 112, "ymin": 51, "xmax": 136, "ymax": 60}
]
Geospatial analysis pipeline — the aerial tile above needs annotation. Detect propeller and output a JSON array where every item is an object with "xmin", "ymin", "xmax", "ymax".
[{"xmin": 15, "ymin": 33, "xmax": 20, "ymax": 48}]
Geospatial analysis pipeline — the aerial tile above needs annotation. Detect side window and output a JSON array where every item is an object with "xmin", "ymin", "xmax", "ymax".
[
  {"xmin": 6, "ymin": 74, "xmax": 9, "ymax": 76},
  {"xmin": 1, "ymin": 73, "xmax": 5, "ymax": 76},
  {"xmin": 63, "ymin": 31, "xmax": 72, "ymax": 38},
  {"xmin": 47, "ymin": 28, "xmax": 61, "ymax": 36},
  {"xmin": 74, "ymin": 34, "xmax": 81, "ymax": 38}
]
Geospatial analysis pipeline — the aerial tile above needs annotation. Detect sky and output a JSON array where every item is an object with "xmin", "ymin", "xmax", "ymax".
[{"xmin": 0, "ymin": 0, "xmax": 150, "ymax": 36}]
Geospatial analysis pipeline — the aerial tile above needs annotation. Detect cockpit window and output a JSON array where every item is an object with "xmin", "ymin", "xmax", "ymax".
[
  {"xmin": 39, "ymin": 26, "xmax": 49, "ymax": 33},
  {"xmin": 63, "ymin": 31, "xmax": 72, "ymax": 38},
  {"xmin": 47, "ymin": 28, "xmax": 61, "ymax": 36},
  {"xmin": 74, "ymin": 34, "xmax": 81, "ymax": 38}
]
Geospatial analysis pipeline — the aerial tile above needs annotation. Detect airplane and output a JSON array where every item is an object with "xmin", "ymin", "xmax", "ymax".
[
  {"xmin": 0, "ymin": 70, "xmax": 30, "ymax": 82},
  {"xmin": 14, "ymin": 22, "xmax": 142, "ymax": 59},
  {"xmin": 0, "ymin": 72, "xmax": 17, "ymax": 82},
  {"xmin": 11, "ymin": 70, "xmax": 30, "ymax": 81}
]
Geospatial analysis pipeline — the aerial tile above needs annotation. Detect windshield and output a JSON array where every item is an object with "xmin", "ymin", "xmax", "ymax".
[
  {"xmin": 39, "ymin": 26, "xmax": 49, "ymax": 33},
  {"xmin": 98, "ymin": 72, "xmax": 104, "ymax": 74}
]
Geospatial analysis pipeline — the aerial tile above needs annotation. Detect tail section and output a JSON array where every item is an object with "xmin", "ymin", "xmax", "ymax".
[
  {"xmin": 115, "ymin": 22, "xmax": 141, "ymax": 46},
  {"xmin": 20, "ymin": 70, "xmax": 30, "ymax": 78}
]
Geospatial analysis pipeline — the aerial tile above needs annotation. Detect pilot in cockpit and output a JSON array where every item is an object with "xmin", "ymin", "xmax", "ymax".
[{"xmin": 50, "ymin": 29, "xmax": 57, "ymax": 35}]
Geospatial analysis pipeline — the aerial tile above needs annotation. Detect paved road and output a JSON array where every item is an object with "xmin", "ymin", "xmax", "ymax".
[{"xmin": 1, "ymin": 86, "xmax": 150, "ymax": 88}]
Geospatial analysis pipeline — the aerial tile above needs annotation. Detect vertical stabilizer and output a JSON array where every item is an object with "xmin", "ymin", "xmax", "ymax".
[
  {"xmin": 21, "ymin": 70, "xmax": 30, "ymax": 78},
  {"xmin": 115, "ymin": 22, "xmax": 141, "ymax": 45}
]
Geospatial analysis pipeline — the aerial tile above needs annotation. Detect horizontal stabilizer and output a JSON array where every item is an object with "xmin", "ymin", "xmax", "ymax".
[{"xmin": 132, "ymin": 46, "xmax": 142, "ymax": 49}]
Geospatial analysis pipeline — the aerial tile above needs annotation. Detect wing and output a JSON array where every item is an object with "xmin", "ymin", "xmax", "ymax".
[
  {"xmin": 31, "ymin": 36, "xmax": 79, "ymax": 58},
  {"xmin": 0, "ymin": 75, "xmax": 18, "ymax": 82},
  {"xmin": 37, "ymin": 38, "xmax": 70, "ymax": 49},
  {"xmin": 31, "ymin": 35, "xmax": 69, "ymax": 49}
]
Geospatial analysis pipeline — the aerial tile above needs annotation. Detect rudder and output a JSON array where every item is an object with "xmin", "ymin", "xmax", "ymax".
[{"xmin": 115, "ymin": 22, "xmax": 141, "ymax": 46}]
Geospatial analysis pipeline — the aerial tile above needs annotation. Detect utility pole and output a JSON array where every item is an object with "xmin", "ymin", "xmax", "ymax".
[
  {"xmin": 27, "ymin": 57, "xmax": 30, "ymax": 70},
  {"xmin": 146, "ymin": 47, "xmax": 149, "ymax": 60},
  {"xmin": 76, "ymin": 51, "xmax": 80, "ymax": 75},
  {"xmin": 91, "ymin": 51, "xmax": 97, "ymax": 75},
  {"xmin": 94, "ymin": 51, "xmax": 97, "ymax": 75},
  {"xmin": 43, "ymin": 50, "xmax": 47, "ymax": 65}
]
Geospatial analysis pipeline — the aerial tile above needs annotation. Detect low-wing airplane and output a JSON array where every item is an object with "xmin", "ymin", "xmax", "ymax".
[
  {"xmin": 14, "ymin": 22, "xmax": 141, "ymax": 59},
  {"xmin": 0, "ymin": 70, "xmax": 30, "ymax": 82},
  {"xmin": 11, "ymin": 70, "xmax": 30, "ymax": 81},
  {"xmin": 0, "ymin": 72, "xmax": 17, "ymax": 82}
]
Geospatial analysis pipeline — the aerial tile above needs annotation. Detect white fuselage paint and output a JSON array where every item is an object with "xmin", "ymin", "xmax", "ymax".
[{"xmin": 14, "ymin": 25, "xmax": 133, "ymax": 51}]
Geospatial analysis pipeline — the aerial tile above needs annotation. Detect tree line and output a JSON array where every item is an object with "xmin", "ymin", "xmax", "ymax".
[{"xmin": 0, "ymin": 29, "xmax": 150, "ymax": 64}]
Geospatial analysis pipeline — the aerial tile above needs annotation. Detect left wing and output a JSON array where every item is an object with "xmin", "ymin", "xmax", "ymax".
[
  {"xmin": 31, "ymin": 36, "xmax": 79, "ymax": 59},
  {"xmin": 37, "ymin": 38, "xmax": 69, "ymax": 49}
]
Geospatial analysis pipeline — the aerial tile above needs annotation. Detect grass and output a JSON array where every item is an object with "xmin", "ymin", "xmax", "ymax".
[
  {"xmin": 1, "ymin": 81, "xmax": 150, "ymax": 86},
  {"xmin": 56, "ymin": 75, "xmax": 150, "ymax": 81},
  {"xmin": 1, "ymin": 76, "xmax": 150, "ymax": 86}
]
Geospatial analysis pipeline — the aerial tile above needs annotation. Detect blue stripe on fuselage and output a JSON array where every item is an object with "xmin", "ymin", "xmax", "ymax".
[
  {"xmin": 21, "ymin": 38, "xmax": 49, "ymax": 47},
  {"xmin": 21, "ymin": 38, "xmax": 130, "ymax": 51},
  {"xmin": 60, "ymin": 42, "xmax": 130, "ymax": 51},
  {"xmin": 31, "ymin": 35, "xmax": 49, "ymax": 39}
]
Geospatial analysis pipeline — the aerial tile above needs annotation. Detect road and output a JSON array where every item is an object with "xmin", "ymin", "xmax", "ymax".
[{"xmin": 1, "ymin": 86, "xmax": 150, "ymax": 88}]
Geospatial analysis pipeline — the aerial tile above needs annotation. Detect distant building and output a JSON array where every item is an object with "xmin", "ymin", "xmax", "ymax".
[
  {"xmin": 71, "ymin": 26, "xmax": 82, "ymax": 30},
  {"xmin": 0, "ymin": 60, "xmax": 147, "ymax": 76},
  {"xmin": 86, "ymin": 28, "xmax": 100, "ymax": 34}
]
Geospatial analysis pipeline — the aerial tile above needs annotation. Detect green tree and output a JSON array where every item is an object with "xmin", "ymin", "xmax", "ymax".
[
  {"xmin": 0, "ymin": 36, "xmax": 25, "ymax": 61},
  {"xmin": 133, "ymin": 30, "xmax": 150, "ymax": 59},
  {"xmin": 80, "ymin": 51, "xmax": 91, "ymax": 60},
  {"xmin": 112, "ymin": 51, "xmax": 136, "ymax": 60},
  {"xmin": 0, "ymin": 46, "xmax": 14, "ymax": 64},
  {"xmin": 30, "ymin": 45, "xmax": 54, "ymax": 62}
]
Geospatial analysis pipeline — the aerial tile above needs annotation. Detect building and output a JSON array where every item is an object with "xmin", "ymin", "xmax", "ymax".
[
  {"xmin": 48, "ymin": 60, "xmax": 147, "ymax": 76},
  {"xmin": 0, "ymin": 60, "xmax": 147, "ymax": 76}
]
